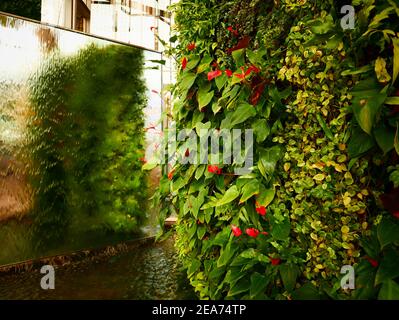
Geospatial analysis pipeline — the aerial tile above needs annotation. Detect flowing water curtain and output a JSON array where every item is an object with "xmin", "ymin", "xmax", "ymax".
[{"xmin": 26, "ymin": 44, "xmax": 148, "ymax": 248}]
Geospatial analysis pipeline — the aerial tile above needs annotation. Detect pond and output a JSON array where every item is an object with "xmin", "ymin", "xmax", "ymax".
[{"xmin": 0, "ymin": 237, "xmax": 196, "ymax": 300}]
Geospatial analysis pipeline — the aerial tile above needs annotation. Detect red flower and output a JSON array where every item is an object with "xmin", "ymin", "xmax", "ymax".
[
  {"xmin": 246, "ymin": 228, "xmax": 260, "ymax": 238},
  {"xmin": 225, "ymin": 69, "xmax": 233, "ymax": 77},
  {"xmin": 187, "ymin": 42, "xmax": 196, "ymax": 51},
  {"xmin": 167, "ymin": 169, "xmax": 175, "ymax": 180},
  {"xmin": 212, "ymin": 61, "xmax": 219, "ymax": 68},
  {"xmin": 227, "ymin": 36, "xmax": 251, "ymax": 53},
  {"xmin": 380, "ymin": 188, "xmax": 399, "ymax": 218},
  {"xmin": 139, "ymin": 157, "xmax": 147, "ymax": 164},
  {"xmin": 231, "ymin": 225, "xmax": 242, "ymax": 237},
  {"xmin": 248, "ymin": 65, "xmax": 260, "ymax": 74},
  {"xmin": 261, "ymin": 231, "xmax": 269, "ymax": 235},
  {"xmin": 227, "ymin": 26, "xmax": 239, "ymax": 37},
  {"xmin": 270, "ymin": 257, "xmax": 281, "ymax": 266},
  {"xmin": 256, "ymin": 205, "xmax": 267, "ymax": 216},
  {"xmin": 207, "ymin": 70, "xmax": 223, "ymax": 81},
  {"xmin": 208, "ymin": 165, "xmax": 222, "ymax": 175},
  {"xmin": 182, "ymin": 57, "xmax": 188, "ymax": 70},
  {"xmin": 185, "ymin": 148, "xmax": 190, "ymax": 157},
  {"xmin": 394, "ymin": 211, "xmax": 399, "ymax": 219},
  {"xmin": 365, "ymin": 256, "xmax": 379, "ymax": 268}
]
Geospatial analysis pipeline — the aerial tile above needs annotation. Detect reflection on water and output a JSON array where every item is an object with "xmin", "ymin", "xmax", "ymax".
[
  {"xmin": 0, "ymin": 13, "xmax": 163, "ymax": 266},
  {"xmin": 0, "ymin": 238, "xmax": 196, "ymax": 300}
]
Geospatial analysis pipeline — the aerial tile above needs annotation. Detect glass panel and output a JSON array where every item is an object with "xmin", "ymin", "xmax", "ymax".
[{"xmin": 0, "ymin": 13, "xmax": 162, "ymax": 265}]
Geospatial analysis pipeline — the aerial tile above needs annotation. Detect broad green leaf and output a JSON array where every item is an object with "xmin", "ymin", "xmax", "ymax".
[
  {"xmin": 195, "ymin": 165, "xmax": 206, "ymax": 180},
  {"xmin": 142, "ymin": 162, "xmax": 157, "ymax": 170},
  {"xmin": 257, "ymin": 186, "xmax": 275, "ymax": 207},
  {"xmin": 258, "ymin": 145, "xmax": 283, "ymax": 179},
  {"xmin": 393, "ymin": 37, "xmax": 399, "ymax": 83},
  {"xmin": 385, "ymin": 97, "xmax": 399, "ymax": 105},
  {"xmin": 197, "ymin": 55, "xmax": 213, "ymax": 73},
  {"xmin": 348, "ymin": 126, "xmax": 375, "ymax": 158},
  {"xmin": 252, "ymin": 119, "xmax": 270, "ymax": 143},
  {"xmin": 179, "ymin": 72, "xmax": 197, "ymax": 92},
  {"xmin": 309, "ymin": 15, "xmax": 335, "ymax": 34},
  {"xmin": 377, "ymin": 217, "xmax": 399, "ymax": 248},
  {"xmin": 395, "ymin": 124, "xmax": 399, "ymax": 156},
  {"xmin": 186, "ymin": 56, "xmax": 200, "ymax": 70},
  {"xmin": 239, "ymin": 179, "xmax": 260, "ymax": 203},
  {"xmin": 350, "ymin": 78, "xmax": 387, "ymax": 134},
  {"xmin": 198, "ymin": 89, "xmax": 214, "ymax": 109},
  {"xmin": 188, "ymin": 259, "xmax": 201, "ymax": 277},
  {"xmin": 215, "ymin": 73, "xmax": 228, "ymax": 90},
  {"xmin": 279, "ymin": 264, "xmax": 299, "ymax": 292},
  {"xmin": 271, "ymin": 217, "xmax": 291, "ymax": 241},
  {"xmin": 232, "ymin": 48, "xmax": 245, "ymax": 66},
  {"xmin": 374, "ymin": 125, "xmax": 395, "ymax": 154},
  {"xmin": 250, "ymin": 272, "xmax": 269, "ymax": 298},
  {"xmin": 221, "ymin": 102, "xmax": 257, "ymax": 129},
  {"xmin": 291, "ymin": 283, "xmax": 321, "ymax": 300},
  {"xmin": 227, "ymin": 277, "xmax": 251, "ymax": 297},
  {"xmin": 217, "ymin": 185, "xmax": 240, "ymax": 206},
  {"xmin": 341, "ymin": 65, "xmax": 372, "ymax": 76},
  {"xmin": 378, "ymin": 280, "xmax": 399, "ymax": 300},
  {"xmin": 217, "ymin": 241, "xmax": 237, "ymax": 267},
  {"xmin": 375, "ymin": 247, "xmax": 399, "ymax": 285}
]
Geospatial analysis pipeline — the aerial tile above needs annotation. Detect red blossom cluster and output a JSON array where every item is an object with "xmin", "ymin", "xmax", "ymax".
[{"xmin": 207, "ymin": 165, "xmax": 222, "ymax": 175}]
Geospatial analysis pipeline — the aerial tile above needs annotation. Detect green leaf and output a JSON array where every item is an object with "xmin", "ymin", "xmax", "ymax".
[
  {"xmin": 221, "ymin": 102, "xmax": 257, "ymax": 129},
  {"xmin": 395, "ymin": 124, "xmax": 399, "ymax": 156},
  {"xmin": 348, "ymin": 126, "xmax": 375, "ymax": 158},
  {"xmin": 374, "ymin": 125, "xmax": 395, "ymax": 154},
  {"xmin": 250, "ymin": 272, "xmax": 268, "ymax": 298},
  {"xmin": 142, "ymin": 162, "xmax": 157, "ymax": 170},
  {"xmin": 378, "ymin": 280, "xmax": 399, "ymax": 300},
  {"xmin": 198, "ymin": 89, "xmax": 214, "ymax": 109},
  {"xmin": 375, "ymin": 247, "xmax": 399, "ymax": 285},
  {"xmin": 393, "ymin": 37, "xmax": 399, "ymax": 84},
  {"xmin": 197, "ymin": 55, "xmax": 213, "ymax": 73},
  {"xmin": 279, "ymin": 264, "xmax": 299, "ymax": 292},
  {"xmin": 385, "ymin": 97, "xmax": 399, "ymax": 105},
  {"xmin": 291, "ymin": 283, "xmax": 320, "ymax": 300},
  {"xmin": 239, "ymin": 179, "xmax": 260, "ymax": 203},
  {"xmin": 188, "ymin": 259, "xmax": 201, "ymax": 277},
  {"xmin": 341, "ymin": 65, "xmax": 372, "ymax": 76},
  {"xmin": 258, "ymin": 145, "xmax": 283, "ymax": 179},
  {"xmin": 186, "ymin": 55, "xmax": 201, "ymax": 70},
  {"xmin": 217, "ymin": 241, "xmax": 237, "ymax": 267},
  {"xmin": 257, "ymin": 186, "xmax": 275, "ymax": 207},
  {"xmin": 232, "ymin": 48, "xmax": 245, "ymax": 66},
  {"xmin": 252, "ymin": 119, "xmax": 270, "ymax": 143},
  {"xmin": 227, "ymin": 277, "xmax": 251, "ymax": 297},
  {"xmin": 217, "ymin": 185, "xmax": 240, "ymax": 207},
  {"xmin": 377, "ymin": 218, "xmax": 399, "ymax": 248},
  {"xmin": 309, "ymin": 15, "xmax": 335, "ymax": 34},
  {"xmin": 316, "ymin": 114, "xmax": 334, "ymax": 140},
  {"xmin": 179, "ymin": 72, "xmax": 197, "ymax": 92},
  {"xmin": 215, "ymin": 73, "xmax": 228, "ymax": 90},
  {"xmin": 271, "ymin": 217, "xmax": 291, "ymax": 241}
]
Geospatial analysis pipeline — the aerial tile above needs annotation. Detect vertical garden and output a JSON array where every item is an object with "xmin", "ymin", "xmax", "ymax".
[{"xmin": 154, "ymin": 0, "xmax": 399, "ymax": 299}]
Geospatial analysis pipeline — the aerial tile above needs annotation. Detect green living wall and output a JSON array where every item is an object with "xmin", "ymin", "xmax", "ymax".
[
  {"xmin": 0, "ymin": 0, "xmax": 41, "ymax": 21},
  {"xmin": 27, "ymin": 44, "xmax": 148, "ymax": 248},
  {"xmin": 155, "ymin": 0, "xmax": 399, "ymax": 299}
]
